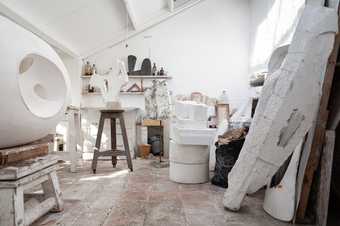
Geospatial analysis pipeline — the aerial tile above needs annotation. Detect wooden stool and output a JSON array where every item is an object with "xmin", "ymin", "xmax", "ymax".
[
  {"xmin": 0, "ymin": 155, "xmax": 63, "ymax": 226},
  {"xmin": 91, "ymin": 109, "xmax": 133, "ymax": 173}
]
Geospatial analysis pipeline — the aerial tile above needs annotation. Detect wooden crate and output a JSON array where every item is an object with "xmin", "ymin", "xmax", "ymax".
[{"xmin": 142, "ymin": 119, "xmax": 162, "ymax": 127}]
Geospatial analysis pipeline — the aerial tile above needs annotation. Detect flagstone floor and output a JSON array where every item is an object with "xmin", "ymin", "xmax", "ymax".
[{"xmin": 32, "ymin": 159, "xmax": 300, "ymax": 226}]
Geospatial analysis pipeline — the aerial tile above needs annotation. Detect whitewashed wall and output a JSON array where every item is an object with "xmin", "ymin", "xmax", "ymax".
[
  {"xmin": 249, "ymin": 0, "xmax": 305, "ymax": 74},
  {"xmin": 86, "ymin": 0, "xmax": 251, "ymax": 110}
]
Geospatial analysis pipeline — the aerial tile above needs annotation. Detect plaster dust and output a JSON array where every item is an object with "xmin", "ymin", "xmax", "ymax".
[{"xmin": 31, "ymin": 159, "xmax": 309, "ymax": 226}]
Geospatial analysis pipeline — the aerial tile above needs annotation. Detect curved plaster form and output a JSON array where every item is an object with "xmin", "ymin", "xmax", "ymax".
[
  {"xmin": 263, "ymin": 141, "xmax": 303, "ymax": 221},
  {"xmin": 0, "ymin": 15, "xmax": 70, "ymax": 148},
  {"xmin": 223, "ymin": 4, "xmax": 338, "ymax": 211},
  {"xmin": 267, "ymin": 45, "xmax": 289, "ymax": 75},
  {"xmin": 264, "ymin": 44, "xmax": 301, "ymax": 222}
]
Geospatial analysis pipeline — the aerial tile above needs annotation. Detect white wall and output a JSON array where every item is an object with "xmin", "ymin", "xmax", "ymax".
[
  {"xmin": 86, "ymin": 0, "xmax": 251, "ymax": 110},
  {"xmin": 249, "ymin": 0, "xmax": 305, "ymax": 74}
]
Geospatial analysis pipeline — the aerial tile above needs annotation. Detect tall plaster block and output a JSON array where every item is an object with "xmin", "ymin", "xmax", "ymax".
[
  {"xmin": 223, "ymin": 5, "xmax": 338, "ymax": 211},
  {"xmin": 0, "ymin": 15, "xmax": 70, "ymax": 148}
]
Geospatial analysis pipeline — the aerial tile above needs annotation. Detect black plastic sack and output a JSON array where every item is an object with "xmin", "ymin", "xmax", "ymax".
[
  {"xmin": 211, "ymin": 138, "xmax": 245, "ymax": 188},
  {"xmin": 149, "ymin": 136, "xmax": 161, "ymax": 155}
]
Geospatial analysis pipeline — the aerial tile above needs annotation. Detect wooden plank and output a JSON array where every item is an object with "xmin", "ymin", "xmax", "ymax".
[
  {"xmin": 327, "ymin": 65, "xmax": 340, "ymax": 129},
  {"xmin": 316, "ymin": 130, "xmax": 335, "ymax": 226},
  {"xmin": 0, "ymin": 135, "xmax": 53, "ymax": 167},
  {"xmin": 295, "ymin": 23, "xmax": 340, "ymax": 221}
]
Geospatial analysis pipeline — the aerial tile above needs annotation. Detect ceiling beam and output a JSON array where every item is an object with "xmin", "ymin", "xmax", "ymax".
[
  {"xmin": 122, "ymin": 0, "xmax": 139, "ymax": 30},
  {"xmin": 0, "ymin": 2, "xmax": 79, "ymax": 58},
  {"xmin": 82, "ymin": 0, "xmax": 206, "ymax": 58},
  {"xmin": 168, "ymin": 0, "xmax": 175, "ymax": 12}
]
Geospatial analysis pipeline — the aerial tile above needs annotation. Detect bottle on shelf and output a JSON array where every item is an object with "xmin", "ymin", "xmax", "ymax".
[
  {"xmin": 159, "ymin": 67, "xmax": 164, "ymax": 75},
  {"xmin": 84, "ymin": 61, "xmax": 92, "ymax": 76},
  {"xmin": 91, "ymin": 64, "xmax": 97, "ymax": 75},
  {"xmin": 152, "ymin": 63, "xmax": 157, "ymax": 75}
]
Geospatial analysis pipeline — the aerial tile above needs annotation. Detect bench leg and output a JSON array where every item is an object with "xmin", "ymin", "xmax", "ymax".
[
  {"xmin": 0, "ymin": 187, "xmax": 24, "ymax": 226},
  {"xmin": 42, "ymin": 171, "xmax": 63, "ymax": 212}
]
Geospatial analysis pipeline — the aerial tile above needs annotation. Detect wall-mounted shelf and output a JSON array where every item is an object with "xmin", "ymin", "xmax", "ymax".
[
  {"xmin": 128, "ymin": 75, "xmax": 172, "ymax": 79},
  {"xmin": 120, "ymin": 91, "xmax": 144, "ymax": 95},
  {"xmin": 82, "ymin": 91, "xmax": 144, "ymax": 96},
  {"xmin": 81, "ymin": 75, "xmax": 92, "ymax": 79},
  {"xmin": 82, "ymin": 92, "xmax": 101, "ymax": 95},
  {"xmin": 81, "ymin": 75, "xmax": 172, "ymax": 79}
]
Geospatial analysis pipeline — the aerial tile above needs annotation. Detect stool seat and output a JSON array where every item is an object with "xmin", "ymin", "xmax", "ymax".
[{"xmin": 91, "ymin": 109, "xmax": 133, "ymax": 173}]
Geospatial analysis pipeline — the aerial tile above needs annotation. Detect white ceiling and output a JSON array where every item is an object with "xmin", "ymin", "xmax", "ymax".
[{"xmin": 0, "ymin": 0, "xmax": 201, "ymax": 57}]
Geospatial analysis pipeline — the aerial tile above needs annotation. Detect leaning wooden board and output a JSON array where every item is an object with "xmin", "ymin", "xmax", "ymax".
[
  {"xmin": 0, "ymin": 135, "xmax": 53, "ymax": 168},
  {"xmin": 316, "ymin": 130, "xmax": 336, "ymax": 226},
  {"xmin": 295, "ymin": 12, "xmax": 340, "ymax": 221}
]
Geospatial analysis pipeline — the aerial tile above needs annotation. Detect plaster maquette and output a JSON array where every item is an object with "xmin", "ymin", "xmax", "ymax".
[
  {"xmin": 223, "ymin": 4, "xmax": 338, "ymax": 211},
  {"xmin": 89, "ymin": 59, "xmax": 128, "ymax": 109},
  {"xmin": 0, "ymin": 15, "xmax": 70, "ymax": 148}
]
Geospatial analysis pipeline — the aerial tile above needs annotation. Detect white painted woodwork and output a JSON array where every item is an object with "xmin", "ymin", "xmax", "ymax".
[
  {"xmin": 0, "ymin": 155, "xmax": 63, "ymax": 226},
  {"xmin": 168, "ymin": 0, "xmax": 175, "ymax": 12},
  {"xmin": 122, "ymin": 0, "xmax": 139, "ymax": 30},
  {"xmin": 82, "ymin": 0, "xmax": 206, "ymax": 57},
  {"xmin": 66, "ymin": 107, "xmax": 82, "ymax": 173},
  {"xmin": 0, "ymin": 2, "xmax": 78, "ymax": 57}
]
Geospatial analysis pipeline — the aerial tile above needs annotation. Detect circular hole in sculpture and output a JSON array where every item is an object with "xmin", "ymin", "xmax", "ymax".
[
  {"xmin": 19, "ymin": 57, "xmax": 34, "ymax": 74},
  {"xmin": 18, "ymin": 54, "xmax": 67, "ymax": 118}
]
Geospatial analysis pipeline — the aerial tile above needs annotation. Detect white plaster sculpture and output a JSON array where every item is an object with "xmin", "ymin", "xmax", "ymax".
[
  {"xmin": 89, "ymin": 59, "xmax": 128, "ymax": 109},
  {"xmin": 257, "ymin": 43, "xmax": 302, "ymax": 221},
  {"xmin": 267, "ymin": 45, "xmax": 289, "ymax": 75},
  {"xmin": 263, "ymin": 44, "xmax": 303, "ymax": 222},
  {"xmin": 144, "ymin": 80, "xmax": 171, "ymax": 119},
  {"xmin": 223, "ymin": 4, "xmax": 338, "ymax": 211},
  {"xmin": 170, "ymin": 100, "xmax": 216, "ymax": 183},
  {"xmin": 263, "ymin": 141, "xmax": 303, "ymax": 221},
  {"xmin": 0, "ymin": 15, "xmax": 71, "ymax": 148}
]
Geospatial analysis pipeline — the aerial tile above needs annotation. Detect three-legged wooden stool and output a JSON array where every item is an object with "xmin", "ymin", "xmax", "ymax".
[{"xmin": 91, "ymin": 109, "xmax": 133, "ymax": 173}]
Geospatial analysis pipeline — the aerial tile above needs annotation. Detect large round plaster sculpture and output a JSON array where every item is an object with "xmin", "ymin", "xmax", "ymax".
[{"xmin": 0, "ymin": 15, "xmax": 71, "ymax": 148}]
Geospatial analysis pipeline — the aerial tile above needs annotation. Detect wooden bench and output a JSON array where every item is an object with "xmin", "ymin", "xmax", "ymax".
[{"xmin": 0, "ymin": 155, "xmax": 63, "ymax": 226}]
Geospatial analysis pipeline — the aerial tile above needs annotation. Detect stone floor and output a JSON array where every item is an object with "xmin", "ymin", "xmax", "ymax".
[{"xmin": 32, "ymin": 158, "xmax": 300, "ymax": 226}]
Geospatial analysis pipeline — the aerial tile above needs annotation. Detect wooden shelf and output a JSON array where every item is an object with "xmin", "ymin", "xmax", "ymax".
[
  {"xmin": 120, "ymin": 91, "xmax": 144, "ymax": 95},
  {"xmin": 81, "ymin": 75, "xmax": 172, "ymax": 79},
  {"xmin": 82, "ymin": 92, "xmax": 101, "ymax": 95},
  {"xmin": 128, "ymin": 75, "xmax": 172, "ymax": 79},
  {"xmin": 82, "ymin": 91, "xmax": 144, "ymax": 96}
]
